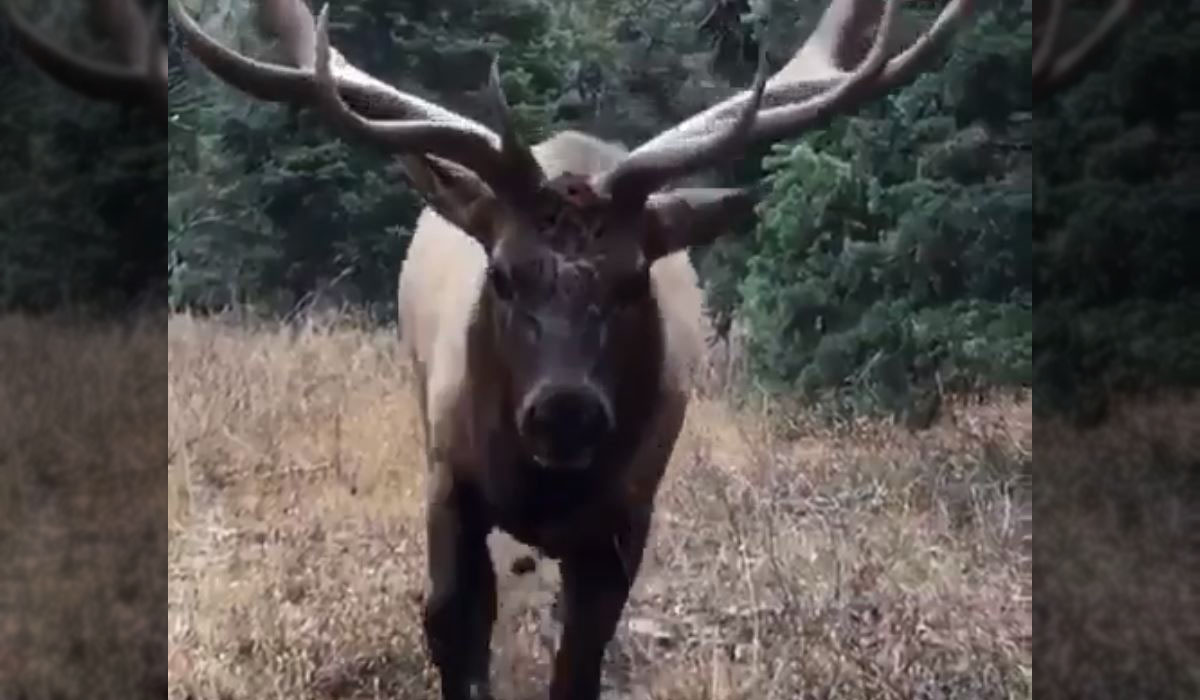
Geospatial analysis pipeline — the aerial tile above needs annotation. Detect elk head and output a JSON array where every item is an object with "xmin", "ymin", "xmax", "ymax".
[
  {"xmin": 2, "ymin": 0, "xmax": 167, "ymax": 113},
  {"xmin": 171, "ymin": 0, "xmax": 971, "ymax": 467}
]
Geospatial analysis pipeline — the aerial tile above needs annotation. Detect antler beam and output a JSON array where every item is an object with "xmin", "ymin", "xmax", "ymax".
[
  {"xmin": 172, "ymin": 1, "xmax": 973, "ymax": 205},
  {"xmin": 1033, "ymin": 0, "xmax": 1140, "ymax": 98},
  {"xmin": 595, "ymin": 0, "xmax": 973, "ymax": 203},
  {"xmin": 1, "ymin": 0, "xmax": 167, "ymax": 110},
  {"xmin": 169, "ymin": 0, "xmax": 543, "ymax": 197}
]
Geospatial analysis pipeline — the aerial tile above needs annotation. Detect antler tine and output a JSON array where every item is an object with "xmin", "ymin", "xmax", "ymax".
[
  {"xmin": 1033, "ymin": 0, "xmax": 1140, "ymax": 98},
  {"xmin": 170, "ymin": 0, "xmax": 487, "ymax": 128},
  {"xmin": 2, "ymin": 0, "xmax": 167, "ymax": 110},
  {"xmin": 600, "ymin": 0, "xmax": 972, "ymax": 201},
  {"xmin": 1032, "ymin": 0, "xmax": 1066, "ymax": 81},
  {"xmin": 487, "ymin": 55, "xmax": 546, "ymax": 190},
  {"xmin": 596, "ymin": 45, "xmax": 771, "ymax": 203},
  {"xmin": 171, "ymin": 0, "xmax": 541, "ymax": 195},
  {"xmin": 91, "ymin": 0, "xmax": 154, "ymax": 70},
  {"xmin": 306, "ymin": 5, "xmax": 537, "ymax": 196}
]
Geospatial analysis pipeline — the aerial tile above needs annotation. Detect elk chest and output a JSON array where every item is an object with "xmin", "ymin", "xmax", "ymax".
[{"xmin": 479, "ymin": 451, "xmax": 627, "ymax": 558}]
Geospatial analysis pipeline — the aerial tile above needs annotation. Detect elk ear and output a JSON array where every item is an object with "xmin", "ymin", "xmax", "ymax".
[
  {"xmin": 400, "ymin": 154, "xmax": 502, "ymax": 249},
  {"xmin": 641, "ymin": 188, "xmax": 755, "ymax": 261}
]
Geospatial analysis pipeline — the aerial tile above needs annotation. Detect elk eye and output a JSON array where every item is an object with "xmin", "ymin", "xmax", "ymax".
[{"xmin": 489, "ymin": 265, "xmax": 513, "ymax": 301}]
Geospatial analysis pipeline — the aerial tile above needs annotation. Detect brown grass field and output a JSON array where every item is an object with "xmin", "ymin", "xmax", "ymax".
[
  {"xmin": 1, "ymin": 313, "xmax": 166, "ymax": 700},
  {"xmin": 163, "ymin": 311, "xmax": 1030, "ymax": 700},
  {"xmin": 3, "ymin": 310, "xmax": 1192, "ymax": 699}
]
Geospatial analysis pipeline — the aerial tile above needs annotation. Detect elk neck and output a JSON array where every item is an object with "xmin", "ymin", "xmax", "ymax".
[{"xmin": 462, "ymin": 275, "xmax": 668, "ymax": 553}]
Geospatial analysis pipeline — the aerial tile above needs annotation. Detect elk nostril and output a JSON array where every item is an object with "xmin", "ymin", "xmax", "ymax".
[
  {"xmin": 557, "ymin": 392, "xmax": 608, "ymax": 440},
  {"xmin": 524, "ymin": 388, "xmax": 612, "ymax": 454},
  {"xmin": 575, "ymin": 396, "xmax": 612, "ymax": 437},
  {"xmin": 521, "ymin": 402, "xmax": 541, "ymax": 435}
]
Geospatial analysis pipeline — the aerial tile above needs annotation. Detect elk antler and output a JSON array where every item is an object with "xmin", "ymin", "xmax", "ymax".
[
  {"xmin": 168, "ymin": 0, "xmax": 543, "ymax": 197},
  {"xmin": 1033, "ymin": 0, "xmax": 1140, "ymax": 98},
  {"xmin": 1, "ymin": 0, "xmax": 167, "ymax": 111},
  {"xmin": 594, "ymin": 0, "xmax": 973, "ymax": 204},
  {"xmin": 170, "ymin": 1, "xmax": 971, "ymax": 206}
]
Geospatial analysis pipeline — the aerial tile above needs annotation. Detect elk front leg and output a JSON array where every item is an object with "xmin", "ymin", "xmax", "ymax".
[
  {"xmin": 423, "ymin": 470, "xmax": 496, "ymax": 700},
  {"xmin": 548, "ymin": 510, "xmax": 651, "ymax": 700}
]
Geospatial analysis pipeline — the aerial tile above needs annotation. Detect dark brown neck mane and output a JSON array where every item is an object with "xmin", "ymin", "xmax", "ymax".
[{"xmin": 464, "ymin": 276, "xmax": 666, "ymax": 553}]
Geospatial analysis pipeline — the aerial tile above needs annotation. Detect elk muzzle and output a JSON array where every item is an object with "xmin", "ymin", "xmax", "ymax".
[{"xmin": 519, "ymin": 383, "xmax": 615, "ymax": 469}]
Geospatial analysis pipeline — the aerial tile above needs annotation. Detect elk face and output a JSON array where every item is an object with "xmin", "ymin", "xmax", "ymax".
[
  {"xmin": 407, "ymin": 160, "xmax": 752, "ymax": 469},
  {"xmin": 487, "ymin": 237, "xmax": 632, "ymax": 469}
]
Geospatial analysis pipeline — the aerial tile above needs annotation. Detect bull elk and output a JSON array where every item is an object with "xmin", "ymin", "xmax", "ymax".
[
  {"xmin": 1, "ymin": 0, "xmax": 167, "ymax": 112},
  {"xmin": 170, "ymin": 0, "xmax": 971, "ymax": 698}
]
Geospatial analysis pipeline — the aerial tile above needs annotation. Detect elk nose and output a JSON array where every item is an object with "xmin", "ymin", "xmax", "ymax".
[{"xmin": 522, "ymin": 387, "xmax": 613, "ymax": 463}]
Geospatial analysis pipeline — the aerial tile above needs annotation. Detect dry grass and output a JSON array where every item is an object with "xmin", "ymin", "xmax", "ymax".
[
  {"xmin": 0, "ymin": 312, "xmax": 166, "ymax": 700},
  {"xmin": 1035, "ymin": 394, "xmax": 1200, "ymax": 699},
  {"xmin": 160, "ymin": 311, "xmax": 1032, "ymax": 700},
  {"xmin": 9, "ymin": 309, "xmax": 1192, "ymax": 700}
]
